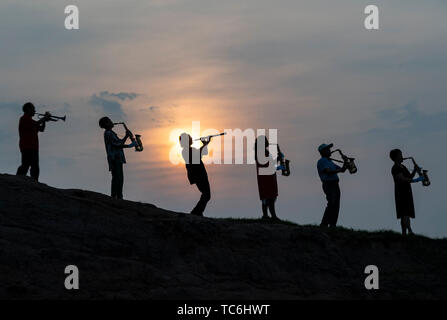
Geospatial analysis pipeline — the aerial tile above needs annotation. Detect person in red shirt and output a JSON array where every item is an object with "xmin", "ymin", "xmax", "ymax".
[
  {"xmin": 16, "ymin": 102, "xmax": 50, "ymax": 181},
  {"xmin": 255, "ymin": 135, "xmax": 281, "ymax": 221}
]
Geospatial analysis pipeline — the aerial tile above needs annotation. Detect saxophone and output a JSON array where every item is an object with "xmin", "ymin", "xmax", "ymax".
[
  {"xmin": 403, "ymin": 157, "xmax": 430, "ymax": 187},
  {"xmin": 276, "ymin": 145, "xmax": 291, "ymax": 176},
  {"xmin": 113, "ymin": 122, "xmax": 144, "ymax": 152},
  {"xmin": 330, "ymin": 149, "xmax": 357, "ymax": 174}
]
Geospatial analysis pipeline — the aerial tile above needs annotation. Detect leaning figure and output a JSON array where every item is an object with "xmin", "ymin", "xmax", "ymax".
[{"xmin": 179, "ymin": 133, "xmax": 212, "ymax": 216}]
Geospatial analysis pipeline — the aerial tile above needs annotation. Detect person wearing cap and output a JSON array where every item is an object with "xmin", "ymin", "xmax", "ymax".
[{"xmin": 317, "ymin": 143, "xmax": 347, "ymax": 227}]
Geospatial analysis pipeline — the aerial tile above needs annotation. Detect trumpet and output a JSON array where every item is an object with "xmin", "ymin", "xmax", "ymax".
[
  {"xmin": 403, "ymin": 157, "xmax": 430, "ymax": 187},
  {"xmin": 194, "ymin": 132, "xmax": 227, "ymax": 141},
  {"xmin": 113, "ymin": 122, "xmax": 144, "ymax": 152},
  {"xmin": 330, "ymin": 149, "xmax": 357, "ymax": 174},
  {"xmin": 36, "ymin": 112, "xmax": 66, "ymax": 122}
]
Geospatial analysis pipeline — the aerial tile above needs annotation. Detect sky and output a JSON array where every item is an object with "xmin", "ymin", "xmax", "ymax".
[{"xmin": 1, "ymin": 0, "xmax": 446, "ymax": 237}]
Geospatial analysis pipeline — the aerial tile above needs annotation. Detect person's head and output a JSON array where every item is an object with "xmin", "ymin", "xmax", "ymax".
[
  {"xmin": 255, "ymin": 135, "xmax": 269, "ymax": 150},
  {"xmin": 179, "ymin": 133, "xmax": 192, "ymax": 149},
  {"xmin": 22, "ymin": 102, "xmax": 35, "ymax": 116},
  {"xmin": 318, "ymin": 143, "xmax": 333, "ymax": 158},
  {"xmin": 98, "ymin": 117, "xmax": 114, "ymax": 130},
  {"xmin": 390, "ymin": 148, "xmax": 403, "ymax": 163}
]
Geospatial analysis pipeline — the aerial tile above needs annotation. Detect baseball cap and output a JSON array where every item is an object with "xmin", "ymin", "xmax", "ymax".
[{"xmin": 318, "ymin": 143, "xmax": 333, "ymax": 153}]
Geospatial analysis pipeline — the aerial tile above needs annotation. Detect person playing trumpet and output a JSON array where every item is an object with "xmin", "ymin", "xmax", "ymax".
[
  {"xmin": 179, "ymin": 133, "xmax": 212, "ymax": 216},
  {"xmin": 16, "ymin": 102, "xmax": 52, "ymax": 181},
  {"xmin": 389, "ymin": 149, "xmax": 425, "ymax": 235},
  {"xmin": 98, "ymin": 117, "xmax": 137, "ymax": 200}
]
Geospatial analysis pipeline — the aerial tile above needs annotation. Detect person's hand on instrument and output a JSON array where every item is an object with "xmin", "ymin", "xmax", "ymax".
[
  {"xmin": 412, "ymin": 176, "xmax": 425, "ymax": 183},
  {"xmin": 341, "ymin": 160, "xmax": 349, "ymax": 170},
  {"xmin": 202, "ymin": 136, "xmax": 212, "ymax": 145},
  {"xmin": 276, "ymin": 164, "xmax": 286, "ymax": 171},
  {"xmin": 44, "ymin": 112, "xmax": 52, "ymax": 121},
  {"xmin": 127, "ymin": 141, "xmax": 137, "ymax": 148}
]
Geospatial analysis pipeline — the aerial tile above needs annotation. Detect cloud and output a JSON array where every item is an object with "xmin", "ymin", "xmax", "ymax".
[
  {"xmin": 89, "ymin": 91, "xmax": 139, "ymax": 117},
  {"xmin": 135, "ymin": 105, "xmax": 176, "ymax": 127},
  {"xmin": 100, "ymin": 91, "xmax": 139, "ymax": 101},
  {"xmin": 385, "ymin": 102, "xmax": 447, "ymax": 135},
  {"xmin": 366, "ymin": 102, "xmax": 447, "ymax": 142}
]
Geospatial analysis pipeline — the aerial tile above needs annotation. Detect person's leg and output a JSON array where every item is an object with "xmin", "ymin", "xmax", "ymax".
[
  {"xmin": 110, "ymin": 162, "xmax": 118, "ymax": 198},
  {"xmin": 320, "ymin": 182, "xmax": 331, "ymax": 227},
  {"xmin": 29, "ymin": 151, "xmax": 40, "ymax": 181},
  {"xmin": 407, "ymin": 217, "xmax": 413, "ymax": 234},
  {"xmin": 116, "ymin": 162, "xmax": 124, "ymax": 200},
  {"xmin": 330, "ymin": 183, "xmax": 341, "ymax": 227},
  {"xmin": 400, "ymin": 218, "xmax": 406, "ymax": 235},
  {"xmin": 268, "ymin": 199, "xmax": 279, "ymax": 220},
  {"xmin": 17, "ymin": 150, "xmax": 31, "ymax": 176},
  {"xmin": 402, "ymin": 216, "xmax": 412, "ymax": 234},
  {"xmin": 191, "ymin": 179, "xmax": 211, "ymax": 216},
  {"xmin": 261, "ymin": 200, "xmax": 269, "ymax": 219}
]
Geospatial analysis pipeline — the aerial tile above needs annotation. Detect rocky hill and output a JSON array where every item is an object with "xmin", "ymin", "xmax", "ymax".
[{"xmin": 0, "ymin": 174, "xmax": 446, "ymax": 299}]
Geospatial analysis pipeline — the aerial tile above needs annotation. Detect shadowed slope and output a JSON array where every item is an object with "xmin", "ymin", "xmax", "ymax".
[{"xmin": 0, "ymin": 174, "xmax": 446, "ymax": 299}]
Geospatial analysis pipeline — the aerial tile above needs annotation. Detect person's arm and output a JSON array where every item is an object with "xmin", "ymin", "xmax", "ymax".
[
  {"xmin": 123, "ymin": 141, "xmax": 136, "ymax": 148},
  {"xmin": 106, "ymin": 131, "xmax": 133, "ymax": 149},
  {"xmin": 395, "ymin": 173, "xmax": 412, "ymax": 183},
  {"xmin": 323, "ymin": 167, "xmax": 343, "ymax": 175},
  {"xmin": 199, "ymin": 137, "xmax": 212, "ymax": 157},
  {"xmin": 120, "ymin": 129, "xmax": 131, "ymax": 144},
  {"xmin": 36, "ymin": 112, "xmax": 51, "ymax": 131},
  {"xmin": 409, "ymin": 166, "xmax": 418, "ymax": 179},
  {"xmin": 23, "ymin": 117, "xmax": 46, "ymax": 133},
  {"xmin": 395, "ymin": 171, "xmax": 424, "ymax": 183},
  {"xmin": 37, "ymin": 121, "xmax": 46, "ymax": 132},
  {"xmin": 322, "ymin": 161, "xmax": 347, "ymax": 175}
]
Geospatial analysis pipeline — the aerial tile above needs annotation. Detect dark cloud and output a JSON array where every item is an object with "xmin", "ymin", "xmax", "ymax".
[
  {"xmin": 99, "ymin": 91, "xmax": 139, "ymax": 101},
  {"xmin": 89, "ymin": 91, "xmax": 138, "ymax": 117},
  {"xmin": 136, "ymin": 105, "xmax": 176, "ymax": 127},
  {"xmin": 364, "ymin": 102, "xmax": 447, "ymax": 143},
  {"xmin": 381, "ymin": 102, "xmax": 447, "ymax": 134}
]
